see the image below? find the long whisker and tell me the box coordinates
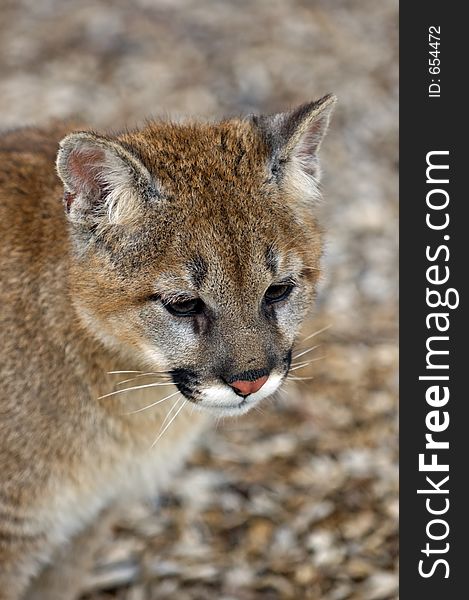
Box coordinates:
[289,356,325,372]
[108,369,169,376]
[304,355,326,364]
[107,370,144,375]
[292,344,320,361]
[290,359,313,369]
[116,372,172,387]
[158,396,184,432]
[301,324,332,343]
[287,375,316,381]
[124,390,180,415]
[291,353,327,368]
[98,381,175,400]
[151,399,187,448]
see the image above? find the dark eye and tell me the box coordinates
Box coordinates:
[163,297,204,317]
[264,283,294,304]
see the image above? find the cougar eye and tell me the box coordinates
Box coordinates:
[163,297,204,317]
[264,283,294,304]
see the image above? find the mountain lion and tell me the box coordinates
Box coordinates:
[0,94,335,599]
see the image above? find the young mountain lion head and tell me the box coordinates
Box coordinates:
[56,95,335,416]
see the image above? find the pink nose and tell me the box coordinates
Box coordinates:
[229,375,268,396]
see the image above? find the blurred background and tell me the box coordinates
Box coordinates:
[0,1,398,598]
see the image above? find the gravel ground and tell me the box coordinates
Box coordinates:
[0,1,398,598]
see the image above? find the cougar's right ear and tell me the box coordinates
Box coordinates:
[56,132,159,228]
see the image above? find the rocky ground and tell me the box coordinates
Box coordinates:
[0,1,398,598]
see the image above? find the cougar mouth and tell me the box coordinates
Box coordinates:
[170,349,292,416]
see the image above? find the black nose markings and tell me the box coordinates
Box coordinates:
[170,368,200,400]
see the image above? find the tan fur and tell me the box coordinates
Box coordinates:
[0,96,335,599]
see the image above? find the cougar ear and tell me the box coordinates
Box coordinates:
[56,132,158,228]
[253,94,336,202]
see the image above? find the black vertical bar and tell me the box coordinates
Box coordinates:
[400,3,466,598]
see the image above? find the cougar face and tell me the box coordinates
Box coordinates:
[139,201,317,416]
[57,95,335,416]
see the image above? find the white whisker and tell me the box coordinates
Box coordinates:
[116,372,171,387]
[107,370,143,375]
[301,324,332,343]
[98,381,175,400]
[151,399,187,448]
[109,369,168,376]
[291,353,327,368]
[292,344,320,361]
[125,390,181,415]
[289,356,325,372]
[290,359,312,369]
[158,396,184,432]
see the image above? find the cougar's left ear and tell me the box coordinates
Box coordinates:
[56,132,158,229]
[253,94,336,201]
